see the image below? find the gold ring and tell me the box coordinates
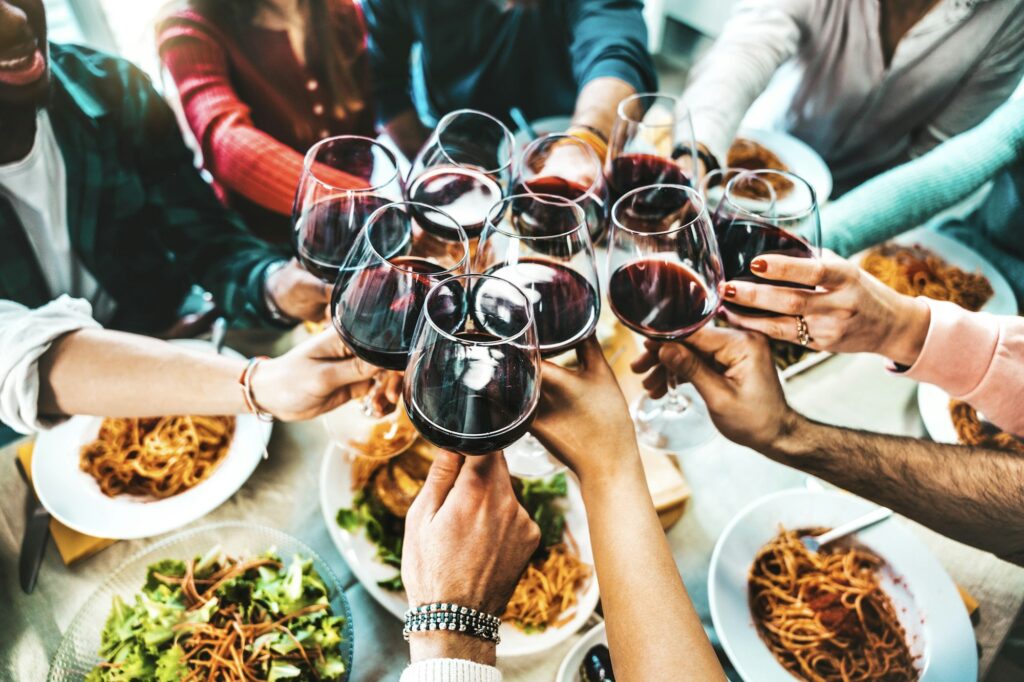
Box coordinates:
[796,315,812,346]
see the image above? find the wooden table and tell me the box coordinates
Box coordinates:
[1,328,1022,680]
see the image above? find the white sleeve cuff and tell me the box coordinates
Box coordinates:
[399,659,502,682]
[0,295,101,434]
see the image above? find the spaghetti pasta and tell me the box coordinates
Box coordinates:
[80,416,235,499]
[749,528,918,682]
[502,541,592,632]
[949,400,1024,453]
[861,243,993,312]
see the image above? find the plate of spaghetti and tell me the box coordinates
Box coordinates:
[710,489,976,682]
[32,339,272,539]
[319,440,599,658]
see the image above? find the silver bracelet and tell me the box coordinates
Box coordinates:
[403,603,501,644]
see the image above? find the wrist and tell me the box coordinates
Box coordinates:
[262,261,300,326]
[764,410,813,461]
[408,631,497,666]
[578,442,644,497]
[882,296,931,367]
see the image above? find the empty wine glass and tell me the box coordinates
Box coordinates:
[607,184,724,451]
[330,201,470,459]
[406,109,514,241]
[513,133,608,242]
[404,274,542,456]
[292,135,403,283]
[606,93,697,207]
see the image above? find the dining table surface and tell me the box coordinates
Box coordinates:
[2,325,1023,682]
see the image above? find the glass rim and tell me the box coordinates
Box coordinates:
[610,183,708,237]
[616,92,691,128]
[721,169,818,221]
[432,108,516,175]
[485,192,588,241]
[421,273,537,348]
[302,134,401,193]
[362,201,470,275]
[517,133,603,195]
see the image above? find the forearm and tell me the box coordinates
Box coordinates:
[37,329,247,418]
[383,108,429,161]
[768,416,1024,564]
[580,457,724,680]
[572,77,635,141]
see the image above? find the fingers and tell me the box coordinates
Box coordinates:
[680,324,746,357]
[658,343,727,396]
[574,335,606,372]
[323,354,379,388]
[454,451,515,500]
[722,280,813,317]
[414,450,463,515]
[721,309,804,346]
[749,254,855,289]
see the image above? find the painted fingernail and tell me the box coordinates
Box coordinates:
[723,284,737,298]
[750,259,767,273]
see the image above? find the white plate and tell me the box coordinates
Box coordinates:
[318,444,600,658]
[709,489,976,682]
[556,620,607,682]
[32,339,272,540]
[735,127,832,203]
[917,383,962,445]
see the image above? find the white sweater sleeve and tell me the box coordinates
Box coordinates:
[0,295,101,434]
[399,659,502,682]
[680,0,809,163]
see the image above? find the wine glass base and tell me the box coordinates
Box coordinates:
[503,434,567,479]
[631,384,719,452]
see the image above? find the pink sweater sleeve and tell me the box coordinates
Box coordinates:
[896,298,1024,436]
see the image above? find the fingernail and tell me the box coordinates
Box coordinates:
[750,259,767,273]
[723,284,737,298]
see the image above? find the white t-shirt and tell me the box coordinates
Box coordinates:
[0,111,116,322]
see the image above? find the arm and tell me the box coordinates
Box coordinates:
[680,0,807,164]
[361,0,426,159]
[822,98,1024,256]
[157,22,368,217]
[636,327,1024,566]
[532,339,725,681]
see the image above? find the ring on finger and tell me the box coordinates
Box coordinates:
[795,315,813,347]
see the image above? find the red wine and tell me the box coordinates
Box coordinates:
[715,219,814,316]
[293,194,391,282]
[479,259,598,357]
[514,176,606,241]
[608,259,716,338]
[333,257,459,371]
[409,166,502,239]
[406,332,538,455]
[608,153,689,202]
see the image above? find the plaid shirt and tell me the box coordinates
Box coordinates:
[0,43,289,333]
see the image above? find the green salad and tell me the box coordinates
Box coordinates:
[338,473,569,592]
[86,547,348,681]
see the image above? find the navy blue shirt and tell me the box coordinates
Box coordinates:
[362,0,657,127]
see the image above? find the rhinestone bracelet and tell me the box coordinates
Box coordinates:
[403,603,501,644]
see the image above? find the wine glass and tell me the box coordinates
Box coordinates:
[476,193,600,476]
[404,274,541,456]
[606,93,697,207]
[713,169,821,317]
[406,109,515,241]
[330,201,470,459]
[513,133,608,243]
[292,135,403,283]
[607,184,725,451]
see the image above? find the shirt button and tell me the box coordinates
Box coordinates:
[306,79,318,91]
[313,103,325,116]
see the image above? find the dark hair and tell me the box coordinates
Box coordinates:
[185,0,363,119]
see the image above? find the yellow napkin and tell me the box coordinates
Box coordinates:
[16,442,115,565]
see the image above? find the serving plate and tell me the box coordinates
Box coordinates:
[32,339,272,540]
[555,620,607,682]
[318,443,600,658]
[736,127,832,203]
[709,489,976,682]
[49,522,354,681]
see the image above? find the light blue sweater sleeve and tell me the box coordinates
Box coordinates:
[822,98,1024,256]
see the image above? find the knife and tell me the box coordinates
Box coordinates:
[15,456,50,594]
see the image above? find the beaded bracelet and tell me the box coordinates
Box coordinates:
[403,603,501,644]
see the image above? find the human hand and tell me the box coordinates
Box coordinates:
[631,326,797,453]
[537,138,599,187]
[264,258,330,323]
[530,337,641,487]
[403,451,540,664]
[251,330,376,420]
[721,252,931,365]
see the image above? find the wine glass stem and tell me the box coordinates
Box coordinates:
[664,372,692,415]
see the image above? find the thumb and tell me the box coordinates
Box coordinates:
[658,343,726,397]
[414,450,463,515]
[323,355,379,389]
